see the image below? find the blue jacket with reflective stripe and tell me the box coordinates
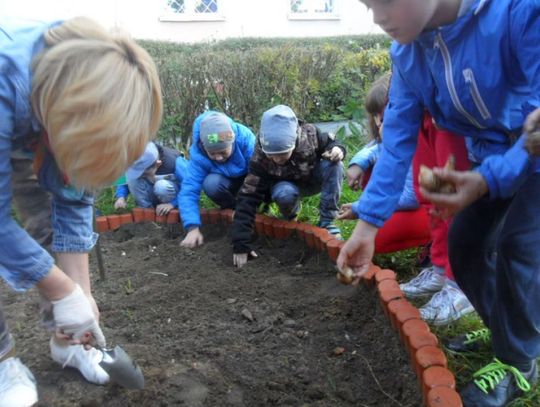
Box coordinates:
[355,0,540,227]
[179,111,255,229]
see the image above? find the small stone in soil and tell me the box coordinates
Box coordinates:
[241,308,254,322]
[283,319,296,327]
[226,298,237,304]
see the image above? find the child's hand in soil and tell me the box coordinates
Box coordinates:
[156,203,173,216]
[233,251,258,268]
[181,228,204,248]
[337,219,377,285]
[337,203,357,220]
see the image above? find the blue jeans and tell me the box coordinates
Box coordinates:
[202,173,245,209]
[449,173,540,364]
[271,159,344,223]
[127,177,179,208]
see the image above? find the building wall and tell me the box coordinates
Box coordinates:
[0,0,382,42]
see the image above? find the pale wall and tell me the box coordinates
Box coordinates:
[0,0,382,42]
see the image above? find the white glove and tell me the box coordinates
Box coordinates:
[51,284,106,347]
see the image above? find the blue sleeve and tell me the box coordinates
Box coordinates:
[348,141,380,171]
[178,148,208,229]
[0,76,54,291]
[396,166,419,210]
[115,184,129,199]
[477,0,540,199]
[237,123,256,167]
[352,67,423,227]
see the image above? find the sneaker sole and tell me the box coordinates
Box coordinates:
[422,305,476,326]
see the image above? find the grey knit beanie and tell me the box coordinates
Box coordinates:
[200,112,235,153]
[260,105,299,154]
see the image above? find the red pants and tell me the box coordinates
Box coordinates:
[369,114,470,280]
[411,113,470,280]
[374,207,431,253]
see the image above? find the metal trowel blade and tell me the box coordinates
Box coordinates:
[99,345,145,389]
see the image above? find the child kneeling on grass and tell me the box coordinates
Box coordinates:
[114,141,187,216]
[179,111,256,249]
[231,104,345,268]
[0,16,161,406]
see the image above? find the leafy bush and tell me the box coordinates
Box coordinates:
[140,35,391,150]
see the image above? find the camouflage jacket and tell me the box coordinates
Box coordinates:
[231,121,346,253]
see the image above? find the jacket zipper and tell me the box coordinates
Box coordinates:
[463,68,492,120]
[435,32,486,129]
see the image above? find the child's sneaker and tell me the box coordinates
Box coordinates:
[419,284,475,325]
[319,221,342,240]
[445,328,491,353]
[50,338,109,385]
[460,358,538,407]
[0,357,38,407]
[399,266,445,298]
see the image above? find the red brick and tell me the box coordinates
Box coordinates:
[132,207,144,223]
[426,387,463,407]
[107,215,121,230]
[96,216,109,232]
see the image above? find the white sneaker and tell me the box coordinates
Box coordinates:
[50,338,109,385]
[420,284,475,326]
[399,267,445,299]
[0,357,38,407]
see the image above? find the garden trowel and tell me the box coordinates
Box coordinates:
[98,345,145,389]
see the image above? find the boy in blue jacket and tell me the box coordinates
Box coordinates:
[114,142,188,216]
[338,1,540,405]
[179,111,255,248]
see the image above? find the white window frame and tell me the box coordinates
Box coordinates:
[160,0,225,22]
[288,0,340,21]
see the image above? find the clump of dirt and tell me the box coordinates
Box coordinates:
[2,222,422,406]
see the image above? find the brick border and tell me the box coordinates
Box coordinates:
[95,208,462,407]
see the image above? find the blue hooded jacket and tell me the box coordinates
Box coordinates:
[179,111,256,229]
[355,0,540,227]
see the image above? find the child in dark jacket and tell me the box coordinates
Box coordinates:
[231,104,345,268]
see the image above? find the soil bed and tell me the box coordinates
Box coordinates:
[2,222,422,406]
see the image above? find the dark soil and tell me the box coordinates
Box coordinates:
[2,222,422,407]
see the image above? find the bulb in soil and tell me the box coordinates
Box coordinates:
[336,266,354,285]
[418,155,456,194]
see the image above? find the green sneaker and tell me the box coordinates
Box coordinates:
[444,328,491,353]
[460,358,537,407]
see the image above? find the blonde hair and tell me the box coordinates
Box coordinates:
[31,17,162,190]
[365,72,391,142]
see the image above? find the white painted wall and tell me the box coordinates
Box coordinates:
[0,0,382,43]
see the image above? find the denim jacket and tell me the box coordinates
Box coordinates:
[355,0,540,227]
[0,18,97,291]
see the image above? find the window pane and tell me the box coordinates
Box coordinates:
[314,0,334,13]
[290,0,308,13]
[195,0,218,13]
[167,0,185,13]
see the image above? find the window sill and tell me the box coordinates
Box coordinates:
[159,14,226,22]
[287,13,340,21]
